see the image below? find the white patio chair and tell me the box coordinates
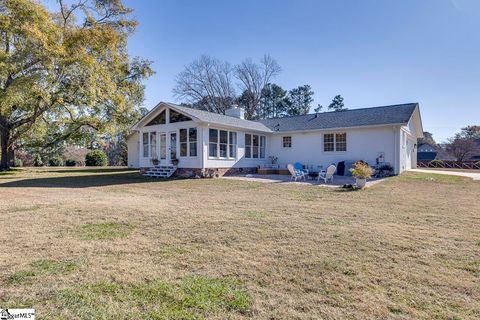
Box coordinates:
[318,164,336,183]
[287,163,306,181]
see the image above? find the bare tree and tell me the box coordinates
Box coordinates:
[444,134,480,161]
[173,55,236,114]
[234,55,281,119]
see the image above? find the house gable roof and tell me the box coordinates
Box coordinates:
[133,102,420,134]
[256,103,419,132]
[133,102,272,133]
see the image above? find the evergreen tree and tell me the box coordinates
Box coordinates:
[286,85,314,116]
[259,84,289,118]
[328,95,347,111]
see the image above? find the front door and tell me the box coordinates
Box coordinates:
[159,132,167,164]
[169,131,177,164]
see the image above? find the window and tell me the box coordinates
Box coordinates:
[142,132,157,157]
[146,110,166,126]
[324,133,347,152]
[229,132,237,158]
[245,134,266,159]
[209,128,218,157]
[160,133,166,159]
[169,109,192,123]
[180,129,188,157]
[209,129,237,158]
[283,136,292,148]
[260,136,266,158]
[143,132,149,157]
[335,133,346,151]
[189,128,197,157]
[245,134,251,158]
[179,128,197,157]
[219,130,228,157]
[150,132,157,158]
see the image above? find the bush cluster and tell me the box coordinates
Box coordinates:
[48,156,64,167]
[85,150,108,167]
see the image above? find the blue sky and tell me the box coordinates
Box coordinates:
[51,0,480,142]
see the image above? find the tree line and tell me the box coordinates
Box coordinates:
[419,125,480,161]
[173,55,347,120]
[0,0,152,170]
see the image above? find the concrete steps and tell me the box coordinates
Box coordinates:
[143,165,177,178]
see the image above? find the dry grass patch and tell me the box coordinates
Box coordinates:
[0,168,479,319]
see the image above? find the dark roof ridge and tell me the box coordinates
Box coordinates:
[254,102,418,122]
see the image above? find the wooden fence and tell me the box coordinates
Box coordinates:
[417,160,480,169]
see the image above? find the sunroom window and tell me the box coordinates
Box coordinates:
[179,128,198,157]
[142,132,157,158]
[245,134,266,159]
[209,129,237,158]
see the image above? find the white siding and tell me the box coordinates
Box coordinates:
[127,132,140,168]
[399,112,421,172]
[268,126,397,171]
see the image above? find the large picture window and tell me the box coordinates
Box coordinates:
[324,133,347,152]
[179,128,197,157]
[209,129,237,158]
[245,134,266,159]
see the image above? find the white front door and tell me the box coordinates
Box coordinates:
[159,131,178,164]
[159,132,167,164]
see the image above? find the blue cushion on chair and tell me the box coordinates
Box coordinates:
[294,162,305,172]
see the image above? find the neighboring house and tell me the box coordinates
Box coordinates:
[127,102,423,176]
[417,143,438,161]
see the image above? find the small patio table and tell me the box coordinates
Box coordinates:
[307,171,320,180]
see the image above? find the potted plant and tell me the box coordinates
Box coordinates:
[151,156,160,166]
[350,161,373,189]
[171,157,179,166]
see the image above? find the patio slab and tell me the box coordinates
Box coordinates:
[222,174,385,188]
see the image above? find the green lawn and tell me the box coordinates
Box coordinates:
[0,168,479,319]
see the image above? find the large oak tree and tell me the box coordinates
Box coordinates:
[0,0,153,169]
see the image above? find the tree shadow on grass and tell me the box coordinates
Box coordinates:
[0,171,171,188]
[24,167,135,174]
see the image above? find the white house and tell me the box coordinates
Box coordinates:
[127,102,423,177]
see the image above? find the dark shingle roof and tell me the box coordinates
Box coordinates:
[417,152,437,161]
[166,103,272,132]
[256,103,418,132]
